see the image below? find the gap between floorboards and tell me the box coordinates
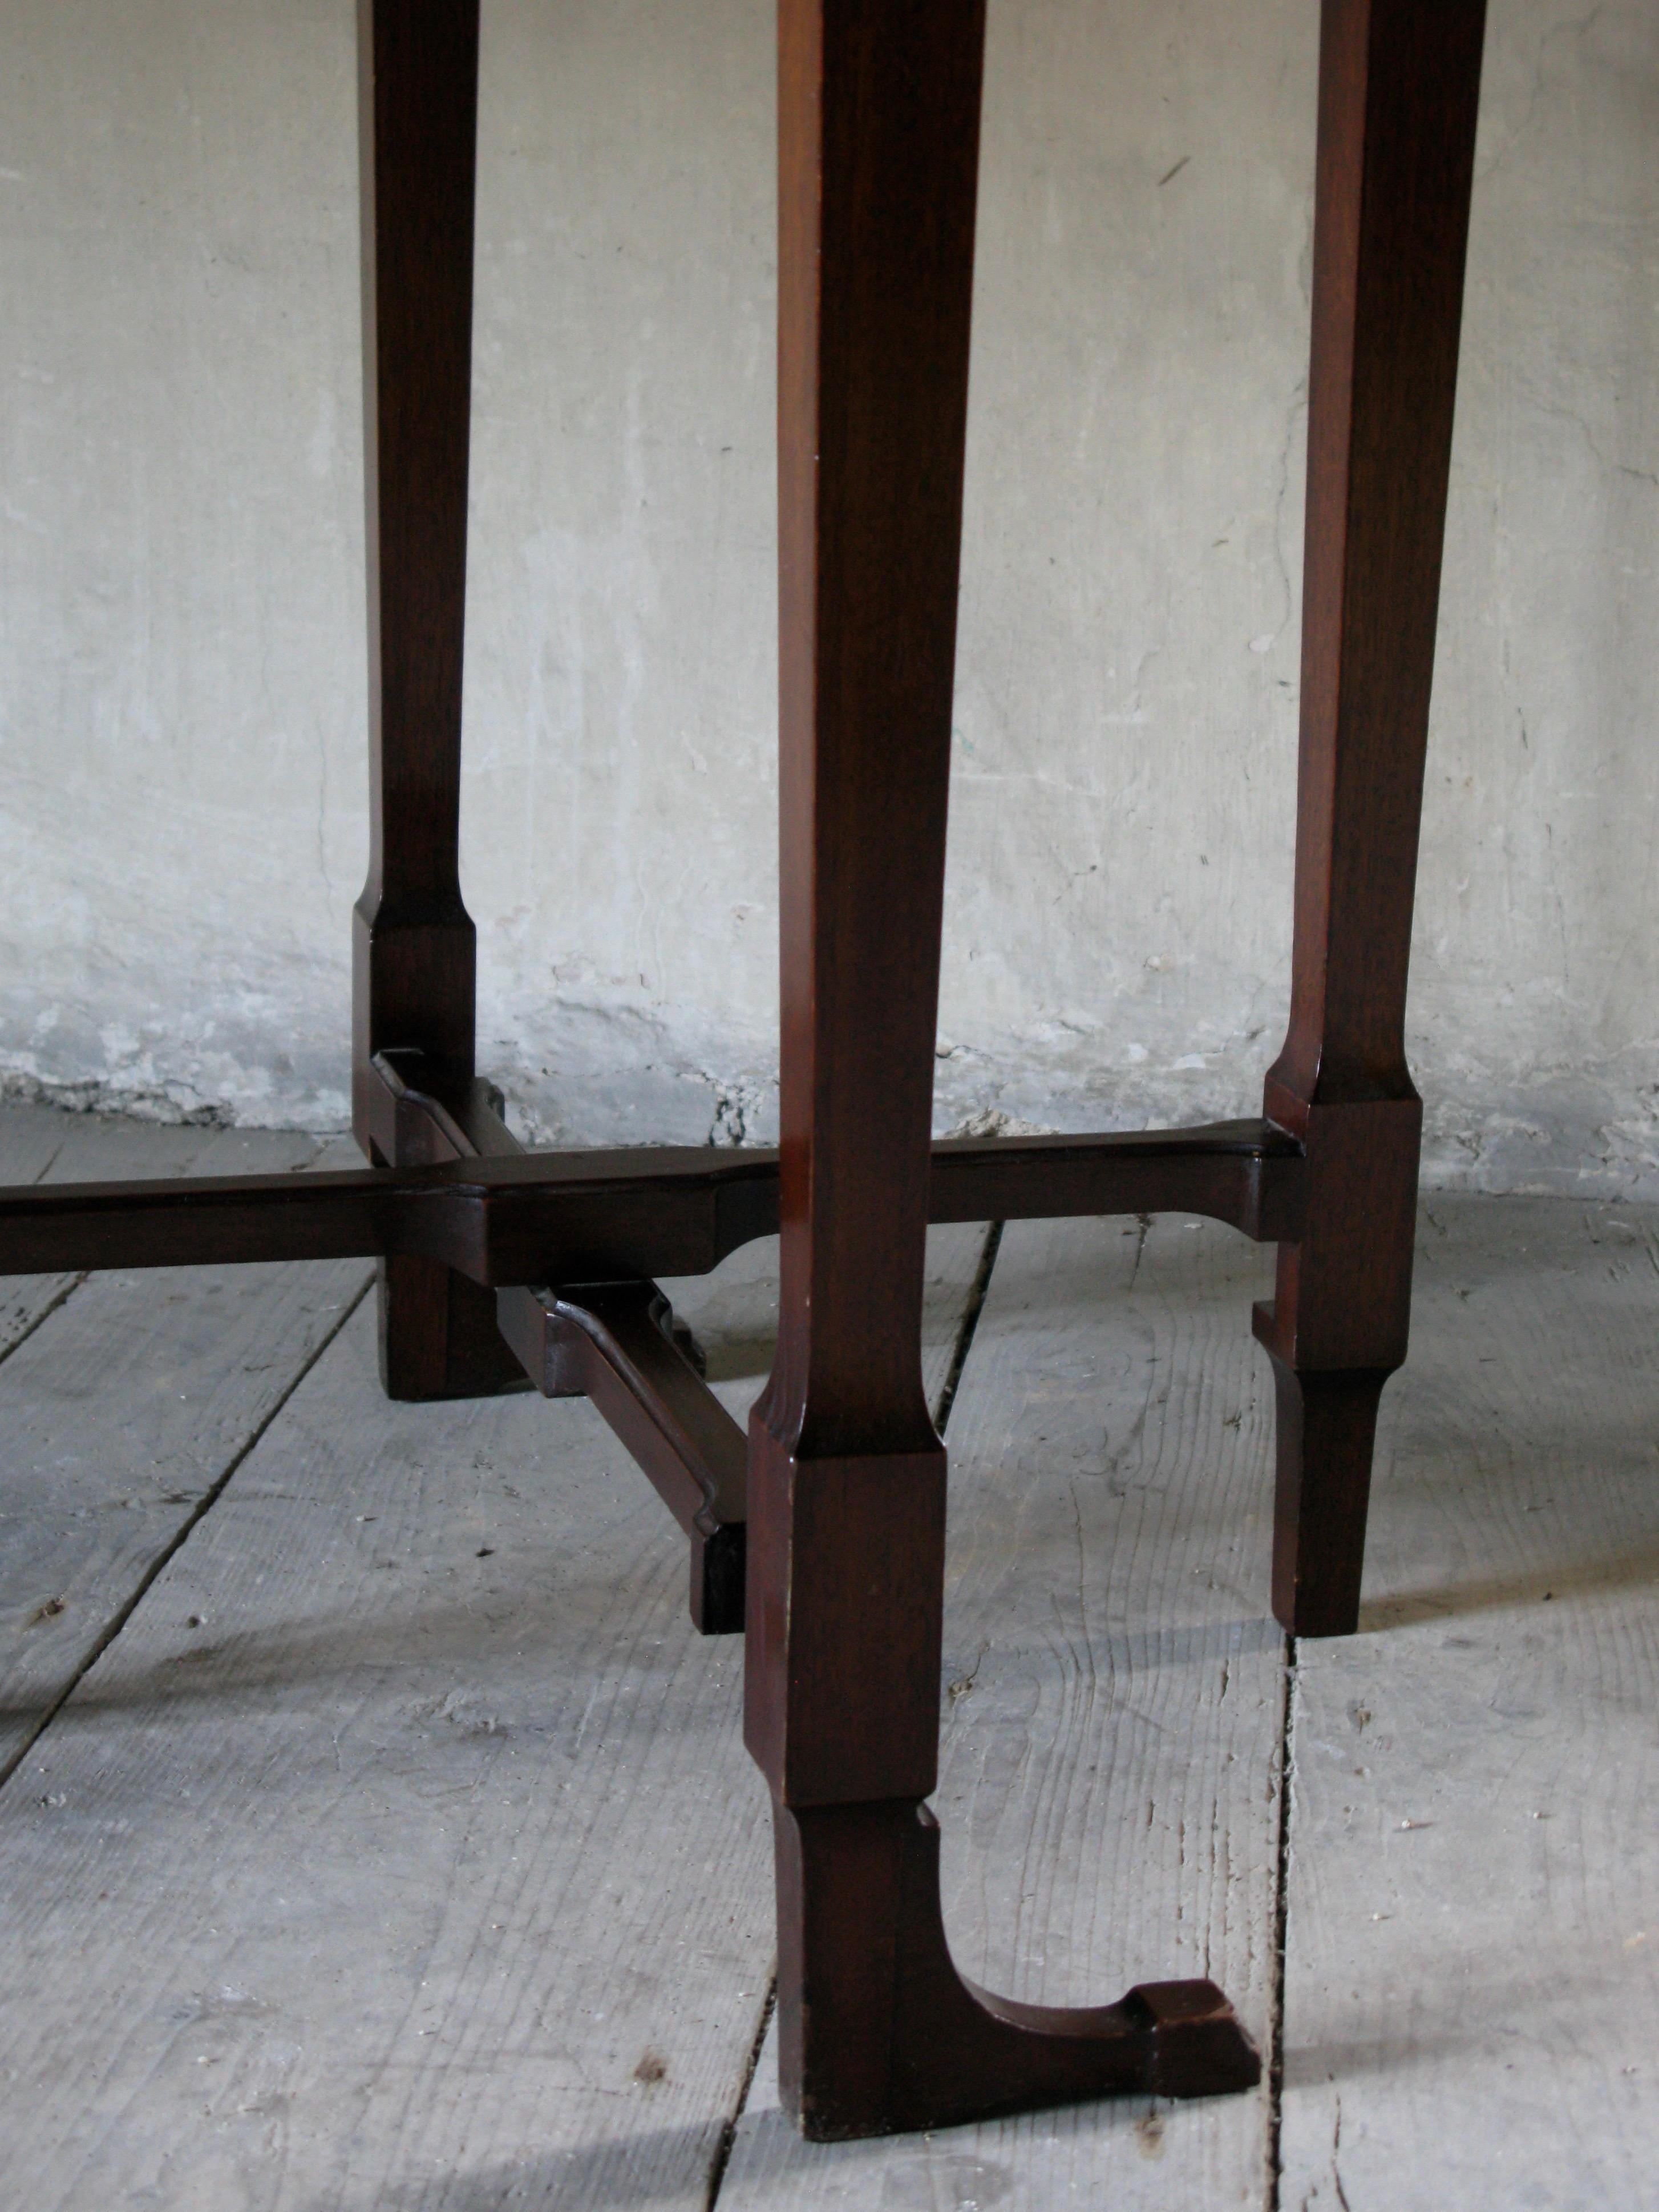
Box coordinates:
[1267,1630,1298,2211]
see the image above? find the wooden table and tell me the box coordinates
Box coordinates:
[0,0,1486,2142]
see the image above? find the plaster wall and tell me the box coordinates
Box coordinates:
[2,1,1656,1193]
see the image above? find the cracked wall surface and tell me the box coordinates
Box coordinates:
[3,2,1658,1191]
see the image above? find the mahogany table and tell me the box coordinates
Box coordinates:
[3,0,1484,2141]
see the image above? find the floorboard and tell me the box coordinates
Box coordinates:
[8,1122,1657,2209]
[0,1169,988,2212]
[1278,1196,1659,2212]
[0,1115,371,1782]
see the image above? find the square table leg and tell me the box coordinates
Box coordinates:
[744,0,1257,2137]
[353,0,523,1400]
[1256,0,1487,1635]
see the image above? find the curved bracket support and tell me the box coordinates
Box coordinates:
[775,1797,1259,2140]
[746,1431,1259,2135]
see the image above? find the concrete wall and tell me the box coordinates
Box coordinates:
[3,1,1657,1193]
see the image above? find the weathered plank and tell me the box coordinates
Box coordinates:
[718,1212,1285,2210]
[0,1113,372,1778]
[10,1166,1658,2205]
[0,1222,989,2210]
[1279,1196,1659,2211]
[0,1104,248,1358]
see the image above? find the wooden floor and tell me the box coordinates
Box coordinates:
[1,1106,1653,2210]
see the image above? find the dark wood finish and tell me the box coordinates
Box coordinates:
[774,1802,1259,2138]
[936,1117,1302,1242]
[0,1119,1300,1283]
[499,1282,747,1634]
[363,1049,524,1167]
[742,0,1255,2137]
[0,1145,776,1284]
[355,0,520,1401]
[1256,0,1486,1635]
[371,1049,746,1634]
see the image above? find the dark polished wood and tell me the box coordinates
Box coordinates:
[774,1803,1259,2137]
[0,1144,775,1283]
[1256,0,1486,1636]
[354,0,520,1401]
[742,0,1255,2138]
[500,1281,747,1635]
[936,1117,1302,1242]
[0,1117,1301,1283]
[371,1049,747,1635]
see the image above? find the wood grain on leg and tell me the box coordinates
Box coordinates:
[748,0,1254,2137]
[353,0,519,1400]
[722,1212,1286,2203]
[1257,0,1486,1635]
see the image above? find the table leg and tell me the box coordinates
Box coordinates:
[353,0,520,1399]
[1256,0,1487,1634]
[746,0,1256,2136]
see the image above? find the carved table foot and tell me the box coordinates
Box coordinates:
[776,1797,1259,2140]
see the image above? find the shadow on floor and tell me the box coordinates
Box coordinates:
[1358,1536,1659,1632]
[329,2116,727,2211]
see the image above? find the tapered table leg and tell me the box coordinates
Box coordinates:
[1256,0,1487,1634]
[354,0,521,1399]
[745,0,1257,2139]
